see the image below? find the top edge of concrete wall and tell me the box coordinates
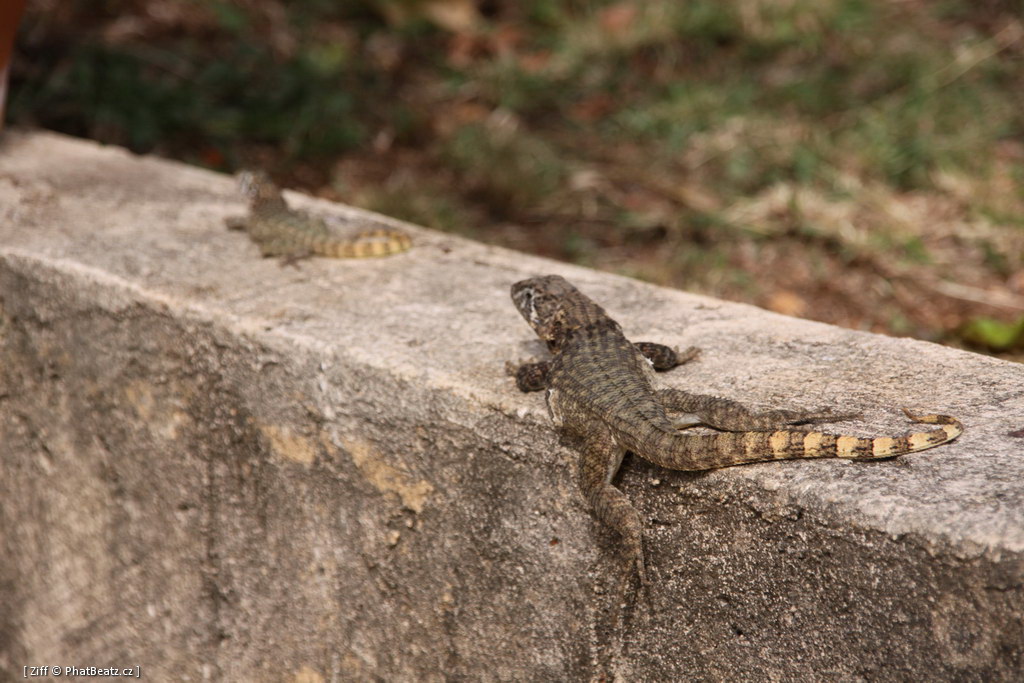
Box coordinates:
[2,129,1023,561]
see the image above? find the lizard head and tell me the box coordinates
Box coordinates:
[236,170,284,207]
[511,275,598,350]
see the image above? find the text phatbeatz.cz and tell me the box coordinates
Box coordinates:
[24,665,141,677]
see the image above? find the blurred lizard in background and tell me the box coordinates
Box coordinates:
[226,170,411,263]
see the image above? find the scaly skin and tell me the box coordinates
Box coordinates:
[509,274,963,585]
[226,171,411,261]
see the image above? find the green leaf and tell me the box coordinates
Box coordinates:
[958,316,1024,351]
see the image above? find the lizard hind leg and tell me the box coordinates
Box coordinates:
[577,433,648,587]
[656,389,861,432]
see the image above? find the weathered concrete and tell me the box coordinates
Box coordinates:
[0,131,1022,681]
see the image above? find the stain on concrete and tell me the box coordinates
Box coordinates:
[290,665,324,683]
[261,424,317,465]
[339,435,434,513]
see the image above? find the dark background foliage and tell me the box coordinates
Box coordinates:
[9,0,1024,355]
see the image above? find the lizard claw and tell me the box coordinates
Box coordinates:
[629,553,658,609]
[504,360,530,377]
[635,553,648,588]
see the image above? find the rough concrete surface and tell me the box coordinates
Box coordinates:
[0,131,1022,681]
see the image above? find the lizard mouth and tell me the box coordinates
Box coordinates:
[511,280,532,307]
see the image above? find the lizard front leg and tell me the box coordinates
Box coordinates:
[508,346,696,392]
[248,237,313,266]
[634,343,700,371]
[225,216,248,231]
[278,248,315,268]
[575,430,647,586]
[656,389,860,432]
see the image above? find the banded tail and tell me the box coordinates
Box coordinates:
[644,409,963,471]
[311,229,412,258]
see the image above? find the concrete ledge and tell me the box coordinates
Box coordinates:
[1,131,1022,680]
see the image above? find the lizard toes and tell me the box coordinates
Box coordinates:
[504,360,534,377]
[675,346,702,364]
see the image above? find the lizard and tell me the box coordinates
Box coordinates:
[225,170,411,262]
[507,274,963,585]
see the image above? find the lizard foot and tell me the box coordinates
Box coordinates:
[674,345,702,365]
[624,551,657,609]
[224,216,247,231]
[506,359,550,392]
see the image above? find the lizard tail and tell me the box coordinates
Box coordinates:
[314,229,412,258]
[643,409,963,471]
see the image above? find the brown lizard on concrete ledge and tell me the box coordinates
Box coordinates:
[508,274,963,585]
[225,170,411,262]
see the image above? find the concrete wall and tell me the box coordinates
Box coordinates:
[1,131,1022,681]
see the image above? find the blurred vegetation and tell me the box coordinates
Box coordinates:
[9,0,1024,357]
